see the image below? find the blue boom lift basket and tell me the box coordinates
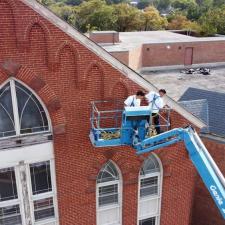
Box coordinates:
[89,100,171,147]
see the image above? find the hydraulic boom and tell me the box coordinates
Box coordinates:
[134,126,225,219]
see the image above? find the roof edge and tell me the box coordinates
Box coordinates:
[21,0,206,129]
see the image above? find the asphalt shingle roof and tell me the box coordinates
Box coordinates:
[179,88,225,137]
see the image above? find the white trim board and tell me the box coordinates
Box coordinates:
[20,0,206,129]
[0,142,54,168]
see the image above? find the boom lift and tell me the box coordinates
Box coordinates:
[89,101,225,219]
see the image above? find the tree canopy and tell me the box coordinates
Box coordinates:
[37,0,225,36]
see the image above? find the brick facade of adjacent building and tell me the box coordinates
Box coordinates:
[0,1,223,225]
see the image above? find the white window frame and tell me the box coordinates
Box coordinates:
[26,159,58,225]
[0,167,25,225]
[137,154,163,225]
[0,144,59,225]
[96,161,122,225]
[0,78,51,139]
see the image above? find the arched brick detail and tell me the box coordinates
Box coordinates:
[85,61,105,99]
[24,17,51,45]
[55,41,79,87]
[109,80,130,100]
[13,66,66,134]
[55,41,80,64]
[22,18,54,68]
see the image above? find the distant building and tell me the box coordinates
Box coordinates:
[88,31,225,71]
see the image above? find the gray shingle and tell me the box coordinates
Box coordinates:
[179,88,225,136]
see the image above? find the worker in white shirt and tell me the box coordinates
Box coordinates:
[123,90,145,143]
[124,90,145,107]
[145,89,166,134]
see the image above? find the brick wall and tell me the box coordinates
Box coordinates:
[129,46,143,71]
[142,42,225,67]
[110,51,129,66]
[0,1,205,225]
[191,137,225,225]
[89,31,119,44]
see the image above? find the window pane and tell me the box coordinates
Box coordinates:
[0,205,22,225]
[0,168,18,202]
[0,83,16,138]
[99,194,118,206]
[99,184,118,206]
[139,217,156,225]
[15,82,49,134]
[30,161,52,195]
[140,155,160,176]
[34,197,55,221]
[97,161,119,183]
[140,177,158,198]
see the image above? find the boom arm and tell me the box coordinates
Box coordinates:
[135,126,225,219]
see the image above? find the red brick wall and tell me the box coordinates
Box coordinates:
[129,46,143,71]
[0,1,202,225]
[142,42,225,67]
[89,32,119,44]
[110,51,129,65]
[191,137,225,225]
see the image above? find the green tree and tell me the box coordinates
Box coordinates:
[154,0,172,11]
[113,3,143,31]
[167,13,200,31]
[199,6,225,36]
[171,0,196,11]
[74,0,117,32]
[213,0,225,7]
[88,5,117,31]
[105,0,128,4]
[186,3,201,20]
[196,0,213,12]
[37,0,55,5]
[50,3,74,22]
[137,0,151,10]
[142,6,168,30]
[62,0,83,6]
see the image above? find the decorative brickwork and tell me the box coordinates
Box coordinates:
[1,1,222,225]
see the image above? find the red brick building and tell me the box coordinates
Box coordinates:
[0,1,223,225]
[88,31,225,71]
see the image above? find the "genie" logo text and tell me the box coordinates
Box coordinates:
[210,186,223,205]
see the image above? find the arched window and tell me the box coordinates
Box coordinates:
[138,154,162,225]
[0,79,49,138]
[0,79,58,225]
[96,161,122,225]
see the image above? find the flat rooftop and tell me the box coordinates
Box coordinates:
[100,31,225,52]
[141,66,225,101]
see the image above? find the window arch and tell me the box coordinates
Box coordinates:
[138,154,162,225]
[96,161,122,225]
[0,79,50,138]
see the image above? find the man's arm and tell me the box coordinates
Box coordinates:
[124,96,132,106]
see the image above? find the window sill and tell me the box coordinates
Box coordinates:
[0,132,52,150]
